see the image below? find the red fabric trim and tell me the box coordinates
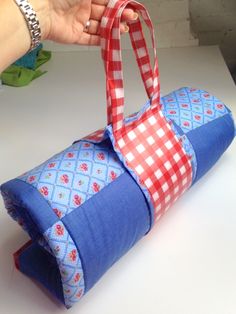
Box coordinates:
[13,240,32,270]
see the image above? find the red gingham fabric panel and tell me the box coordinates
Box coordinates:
[129,18,154,98]
[99,0,193,222]
[114,108,192,221]
[100,0,160,132]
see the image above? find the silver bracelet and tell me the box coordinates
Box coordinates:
[14,0,41,52]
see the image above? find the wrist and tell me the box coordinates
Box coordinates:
[0,0,50,72]
[29,0,50,41]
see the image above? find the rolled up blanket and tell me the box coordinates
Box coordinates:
[1,0,235,309]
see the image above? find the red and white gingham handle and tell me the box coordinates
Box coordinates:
[100,0,161,133]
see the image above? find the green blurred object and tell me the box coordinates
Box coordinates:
[0,49,51,87]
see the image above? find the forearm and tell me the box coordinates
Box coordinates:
[0,0,49,73]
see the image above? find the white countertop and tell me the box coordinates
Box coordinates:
[0,46,236,314]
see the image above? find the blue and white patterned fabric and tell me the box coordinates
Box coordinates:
[0,87,235,308]
[18,139,125,219]
[161,87,229,133]
[44,221,85,307]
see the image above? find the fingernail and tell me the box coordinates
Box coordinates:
[124,25,129,32]
[133,12,139,20]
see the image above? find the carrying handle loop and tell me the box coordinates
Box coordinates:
[100,0,160,133]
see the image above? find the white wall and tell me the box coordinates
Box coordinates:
[43,0,198,51]
[43,0,236,76]
[141,0,236,74]
[141,0,198,48]
[189,0,236,73]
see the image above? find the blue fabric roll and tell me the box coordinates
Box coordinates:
[1,87,235,308]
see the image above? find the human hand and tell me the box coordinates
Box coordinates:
[40,0,138,45]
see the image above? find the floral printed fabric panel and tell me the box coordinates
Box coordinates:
[44,220,85,308]
[161,87,228,133]
[18,140,125,219]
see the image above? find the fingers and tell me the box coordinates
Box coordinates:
[90,3,107,21]
[77,32,101,46]
[84,18,130,35]
[92,0,109,5]
[121,8,139,22]
[90,4,138,35]
[85,19,100,35]
[79,1,140,46]
[91,3,138,23]
[78,19,131,46]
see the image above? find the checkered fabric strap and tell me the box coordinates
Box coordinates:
[100,0,193,223]
[100,0,160,133]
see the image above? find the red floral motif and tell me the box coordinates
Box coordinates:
[92,182,100,193]
[206,109,213,115]
[168,98,174,102]
[76,289,83,298]
[60,174,69,184]
[97,152,105,160]
[74,194,82,206]
[67,152,74,158]
[183,121,190,127]
[203,93,210,98]
[80,163,88,172]
[74,273,80,283]
[83,143,91,148]
[217,104,224,109]
[109,171,117,181]
[53,208,62,218]
[28,175,36,182]
[69,249,77,262]
[64,289,71,294]
[169,110,176,114]
[179,93,185,96]
[55,224,64,236]
[193,99,200,103]
[48,162,56,168]
[40,186,48,196]
[181,104,188,108]
[190,88,197,92]
[195,115,201,121]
